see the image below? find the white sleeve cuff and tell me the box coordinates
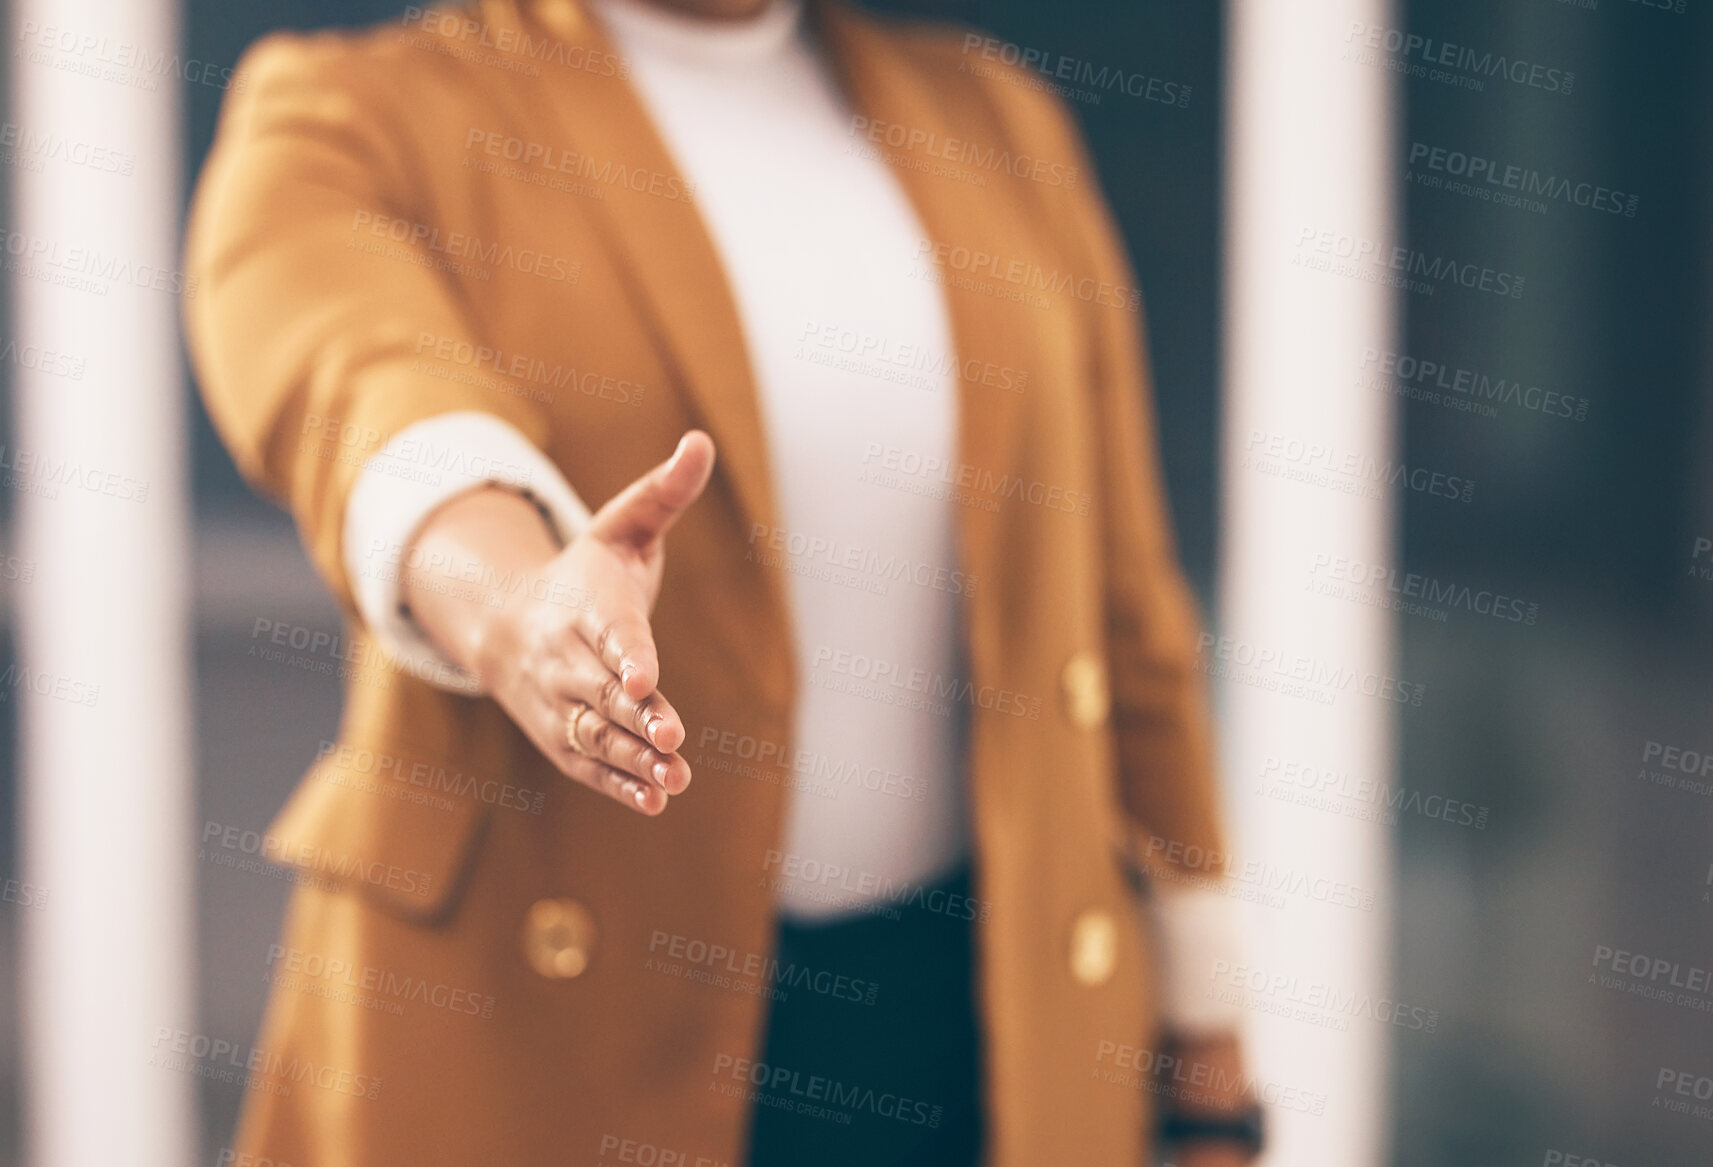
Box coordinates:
[1142,884,1248,1038]
[342,411,592,696]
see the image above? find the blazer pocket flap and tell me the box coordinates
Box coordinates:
[261,753,488,923]
[259,679,542,924]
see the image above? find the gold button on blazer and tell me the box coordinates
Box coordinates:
[184,1,1231,1163]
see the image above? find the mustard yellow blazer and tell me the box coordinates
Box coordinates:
[185,1,1228,1162]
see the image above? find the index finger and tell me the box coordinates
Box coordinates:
[575,593,659,701]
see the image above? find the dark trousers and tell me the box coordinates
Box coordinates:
[745,861,985,1167]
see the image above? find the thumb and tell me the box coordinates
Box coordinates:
[587,430,716,549]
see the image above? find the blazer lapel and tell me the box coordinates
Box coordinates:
[499,0,1031,601]
[499,0,782,554]
[812,0,1030,597]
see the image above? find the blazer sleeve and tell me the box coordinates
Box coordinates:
[1050,133,1247,1025]
[183,32,557,618]
[1079,196,1230,880]
[977,69,1231,882]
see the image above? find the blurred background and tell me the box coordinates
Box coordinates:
[1,0,1709,1163]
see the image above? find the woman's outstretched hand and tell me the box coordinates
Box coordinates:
[402,431,717,815]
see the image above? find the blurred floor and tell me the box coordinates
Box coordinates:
[1391,608,1713,1165]
[11,523,1710,1165]
[188,513,344,1159]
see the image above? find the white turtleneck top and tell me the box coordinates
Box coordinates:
[593,0,972,918]
[342,0,1242,1032]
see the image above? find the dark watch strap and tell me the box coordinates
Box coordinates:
[1159,1105,1266,1154]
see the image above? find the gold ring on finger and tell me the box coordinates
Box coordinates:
[565,702,595,755]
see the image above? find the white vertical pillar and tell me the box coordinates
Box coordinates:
[11,3,197,1166]
[1221,2,1399,1164]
